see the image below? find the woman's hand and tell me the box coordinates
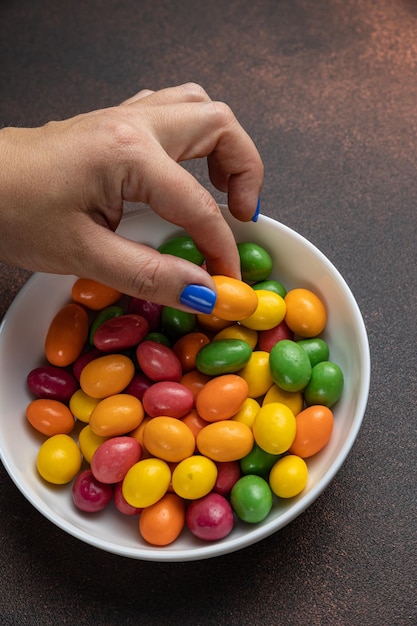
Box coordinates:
[0,83,263,312]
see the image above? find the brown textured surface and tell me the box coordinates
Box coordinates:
[1,1,417,624]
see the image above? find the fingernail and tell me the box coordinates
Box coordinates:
[252,197,261,222]
[179,284,217,314]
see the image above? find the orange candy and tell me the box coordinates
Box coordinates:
[196,312,232,333]
[45,303,89,367]
[284,288,327,338]
[26,398,75,436]
[71,278,121,311]
[196,374,249,422]
[211,275,258,321]
[139,493,186,546]
[289,405,334,458]
[89,394,144,437]
[180,369,211,401]
[181,409,210,439]
[142,416,195,463]
[197,420,254,462]
[173,332,210,372]
[79,354,135,399]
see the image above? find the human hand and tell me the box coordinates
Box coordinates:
[0,83,263,312]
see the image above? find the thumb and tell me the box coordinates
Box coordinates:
[73,220,217,313]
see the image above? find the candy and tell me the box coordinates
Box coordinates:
[45,303,89,367]
[89,394,144,437]
[196,420,254,462]
[27,365,79,403]
[71,278,121,310]
[186,493,234,541]
[211,275,258,321]
[171,455,218,499]
[136,339,182,382]
[289,405,334,458]
[303,361,344,408]
[195,338,252,376]
[142,381,194,418]
[36,434,82,485]
[92,313,149,352]
[240,289,286,331]
[26,398,75,436]
[252,402,296,455]
[90,436,142,483]
[195,374,249,422]
[88,305,124,345]
[269,339,312,392]
[80,354,135,399]
[237,242,273,283]
[230,474,273,523]
[158,234,204,265]
[142,416,195,463]
[284,287,327,338]
[25,235,345,548]
[139,493,186,546]
[72,469,113,512]
[269,455,309,498]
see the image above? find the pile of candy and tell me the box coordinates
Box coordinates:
[25,236,344,546]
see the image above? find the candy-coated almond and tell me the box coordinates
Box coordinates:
[26,398,75,436]
[79,354,135,398]
[289,405,334,458]
[143,416,195,463]
[45,303,89,367]
[71,278,121,310]
[211,276,258,321]
[197,421,254,462]
[89,394,144,437]
[196,374,249,422]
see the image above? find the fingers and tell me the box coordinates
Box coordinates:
[125,96,263,222]
[73,218,217,312]
[121,83,212,108]
[121,139,242,278]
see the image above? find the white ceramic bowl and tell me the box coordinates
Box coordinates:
[0,207,370,561]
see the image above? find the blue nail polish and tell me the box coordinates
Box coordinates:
[180,284,217,314]
[252,197,261,222]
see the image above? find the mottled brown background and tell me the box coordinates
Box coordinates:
[1,1,416,624]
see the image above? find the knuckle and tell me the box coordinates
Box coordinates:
[180,82,209,101]
[209,100,235,128]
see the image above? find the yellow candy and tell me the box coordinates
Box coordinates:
[238,351,273,398]
[263,384,304,416]
[69,388,100,423]
[231,397,261,429]
[213,324,258,350]
[240,290,286,331]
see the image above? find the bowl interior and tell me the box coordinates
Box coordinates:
[0,206,370,561]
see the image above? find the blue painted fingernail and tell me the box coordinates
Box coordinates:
[179,284,217,314]
[252,196,261,222]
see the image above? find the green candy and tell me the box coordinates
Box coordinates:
[231,475,273,523]
[304,361,344,408]
[195,339,252,376]
[158,235,204,265]
[269,339,312,392]
[161,306,196,340]
[240,443,282,477]
[144,331,171,347]
[297,337,330,368]
[237,242,273,283]
[252,279,287,298]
